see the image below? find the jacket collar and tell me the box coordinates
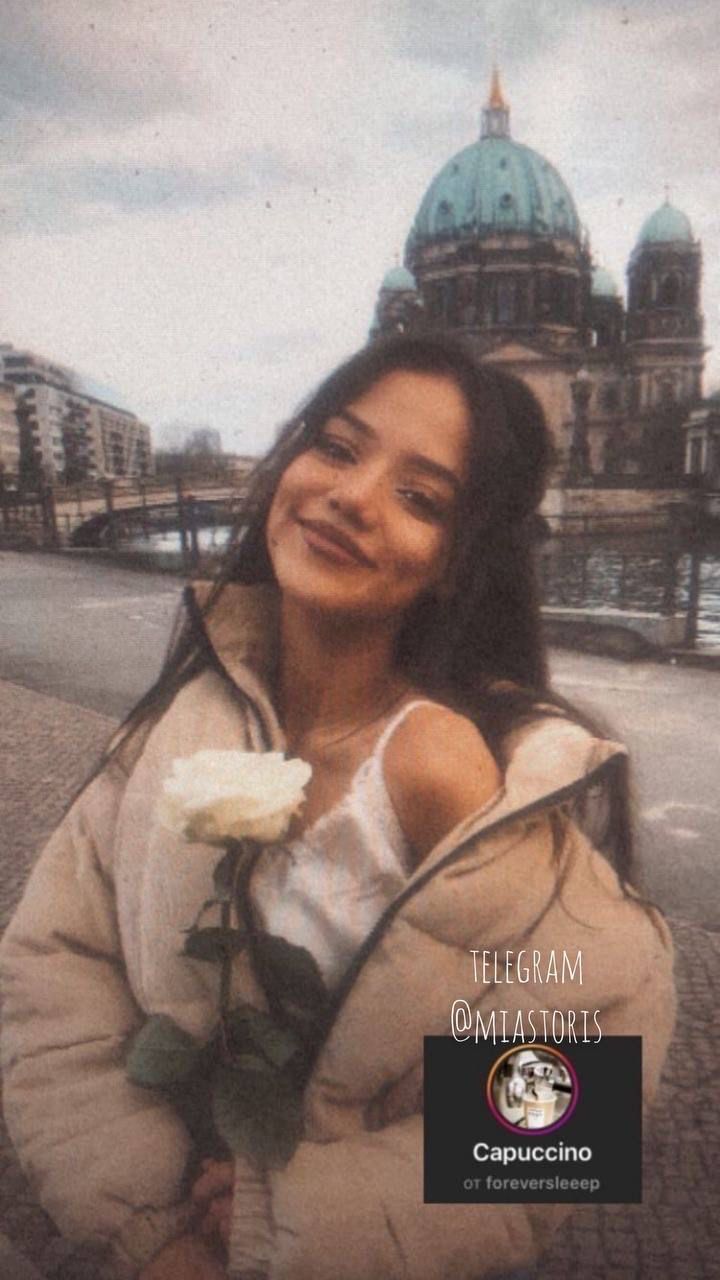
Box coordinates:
[188,580,284,749]
[189,578,626,867]
[190,580,280,687]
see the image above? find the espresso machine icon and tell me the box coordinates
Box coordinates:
[496,1049,572,1128]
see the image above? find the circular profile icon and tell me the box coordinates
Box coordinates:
[486,1045,579,1135]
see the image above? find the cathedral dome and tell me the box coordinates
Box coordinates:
[407,71,581,249]
[637,200,693,246]
[591,266,620,297]
[380,265,417,292]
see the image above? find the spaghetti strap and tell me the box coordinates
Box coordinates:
[372,698,439,763]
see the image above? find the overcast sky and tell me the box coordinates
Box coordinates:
[1,0,718,453]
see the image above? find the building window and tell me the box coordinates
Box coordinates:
[658,377,676,407]
[555,198,570,231]
[497,192,516,227]
[556,276,576,324]
[495,278,516,324]
[515,279,529,323]
[659,272,683,306]
[442,278,457,324]
[536,272,552,318]
[457,274,476,325]
[600,384,621,413]
[436,200,454,231]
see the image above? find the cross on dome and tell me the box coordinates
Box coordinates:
[488,65,507,109]
[481,66,510,138]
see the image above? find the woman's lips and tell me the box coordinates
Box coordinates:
[296,517,375,567]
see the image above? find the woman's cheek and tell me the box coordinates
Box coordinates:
[388,527,448,590]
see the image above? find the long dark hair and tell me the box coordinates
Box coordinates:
[106,333,635,884]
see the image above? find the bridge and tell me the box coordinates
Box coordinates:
[0,468,254,561]
[69,491,240,547]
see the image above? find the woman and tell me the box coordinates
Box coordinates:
[0,335,675,1280]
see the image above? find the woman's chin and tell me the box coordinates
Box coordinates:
[276,576,398,626]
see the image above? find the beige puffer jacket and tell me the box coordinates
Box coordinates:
[0,583,676,1279]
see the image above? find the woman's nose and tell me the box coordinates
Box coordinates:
[327,464,382,525]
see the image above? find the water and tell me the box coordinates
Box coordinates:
[122,526,720,651]
[127,525,232,555]
[539,534,720,651]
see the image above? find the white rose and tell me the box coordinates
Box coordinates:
[158,749,312,845]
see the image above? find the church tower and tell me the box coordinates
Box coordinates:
[626,199,704,412]
[625,198,705,475]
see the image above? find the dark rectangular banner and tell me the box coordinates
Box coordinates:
[424,1036,642,1203]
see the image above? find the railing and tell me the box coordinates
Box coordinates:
[542,498,704,538]
[565,473,700,491]
[538,525,719,648]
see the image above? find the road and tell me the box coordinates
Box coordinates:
[0,551,181,717]
[1,549,718,929]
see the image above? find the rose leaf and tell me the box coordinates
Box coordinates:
[182,926,247,963]
[182,896,220,933]
[126,1014,204,1088]
[212,1063,304,1168]
[253,935,328,1016]
[223,1004,302,1071]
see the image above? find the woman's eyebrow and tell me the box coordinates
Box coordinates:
[337,408,375,437]
[336,409,461,491]
[404,453,462,492]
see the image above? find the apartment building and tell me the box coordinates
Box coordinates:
[0,382,20,477]
[0,344,153,481]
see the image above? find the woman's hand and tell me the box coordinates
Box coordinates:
[138,1232,227,1279]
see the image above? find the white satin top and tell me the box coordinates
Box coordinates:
[251,700,433,988]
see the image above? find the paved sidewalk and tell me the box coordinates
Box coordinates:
[0,679,718,1278]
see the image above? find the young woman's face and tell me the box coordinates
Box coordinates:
[266,369,470,621]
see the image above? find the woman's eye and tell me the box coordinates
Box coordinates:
[314,433,356,463]
[398,487,446,519]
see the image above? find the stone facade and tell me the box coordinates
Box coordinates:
[371,72,707,493]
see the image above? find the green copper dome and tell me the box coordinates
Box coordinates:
[591,266,619,298]
[407,77,581,250]
[637,201,693,246]
[381,266,418,292]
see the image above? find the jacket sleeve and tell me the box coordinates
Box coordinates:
[0,764,193,1279]
[264,1115,561,1280]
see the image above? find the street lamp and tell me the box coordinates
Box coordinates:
[568,366,593,481]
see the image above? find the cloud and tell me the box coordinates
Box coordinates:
[389,0,559,71]
[0,0,191,143]
[0,146,312,235]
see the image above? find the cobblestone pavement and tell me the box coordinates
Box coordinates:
[0,679,718,1279]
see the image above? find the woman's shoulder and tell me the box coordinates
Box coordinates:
[383,700,502,861]
[387,700,493,760]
